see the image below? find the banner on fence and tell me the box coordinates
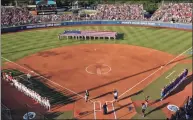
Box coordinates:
[1,20,192,33]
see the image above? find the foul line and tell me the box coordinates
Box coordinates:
[93,101,102,120]
[93,102,96,120]
[114,47,192,101]
[166,71,175,79]
[106,101,117,119]
[111,102,117,119]
[1,57,94,102]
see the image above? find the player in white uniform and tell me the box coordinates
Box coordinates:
[113,89,118,102]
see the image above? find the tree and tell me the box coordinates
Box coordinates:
[2,0,15,5]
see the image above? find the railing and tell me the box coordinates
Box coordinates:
[1,20,192,33]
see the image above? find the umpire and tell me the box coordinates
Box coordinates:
[103,103,108,115]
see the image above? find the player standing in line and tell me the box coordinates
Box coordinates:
[27,73,31,80]
[47,98,51,111]
[85,90,89,102]
[141,103,147,117]
[5,73,9,81]
[145,96,150,107]
[113,89,118,102]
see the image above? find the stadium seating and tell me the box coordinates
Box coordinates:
[1,3,192,27]
[151,3,192,23]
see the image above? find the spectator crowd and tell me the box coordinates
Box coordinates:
[170,96,193,120]
[2,72,51,111]
[1,7,34,27]
[151,3,192,23]
[1,3,192,27]
[93,4,144,20]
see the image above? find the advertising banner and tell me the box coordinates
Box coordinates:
[1,20,192,33]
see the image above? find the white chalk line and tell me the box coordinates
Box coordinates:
[93,102,96,120]
[94,101,102,111]
[113,47,192,102]
[106,101,117,119]
[2,56,102,120]
[93,101,102,120]
[13,74,27,79]
[166,71,175,79]
[1,57,94,102]
[111,102,117,119]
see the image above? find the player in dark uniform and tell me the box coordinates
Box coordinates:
[103,103,108,115]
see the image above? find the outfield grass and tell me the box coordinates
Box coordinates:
[1,25,192,119]
[132,106,167,119]
[1,26,192,63]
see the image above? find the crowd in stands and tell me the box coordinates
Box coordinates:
[151,3,192,23]
[1,3,192,27]
[93,4,144,20]
[170,96,193,120]
[1,7,34,27]
[2,72,51,110]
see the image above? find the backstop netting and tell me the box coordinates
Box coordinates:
[1,104,12,120]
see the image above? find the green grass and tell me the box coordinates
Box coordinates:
[53,111,73,119]
[132,106,166,119]
[2,69,75,119]
[1,26,192,63]
[131,63,192,101]
[1,25,192,119]
[131,63,192,119]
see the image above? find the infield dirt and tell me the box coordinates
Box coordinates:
[2,44,191,119]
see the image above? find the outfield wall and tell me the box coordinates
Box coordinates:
[1,20,192,33]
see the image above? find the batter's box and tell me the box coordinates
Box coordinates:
[73,98,94,119]
[94,101,102,111]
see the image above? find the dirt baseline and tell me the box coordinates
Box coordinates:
[3,44,180,119]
